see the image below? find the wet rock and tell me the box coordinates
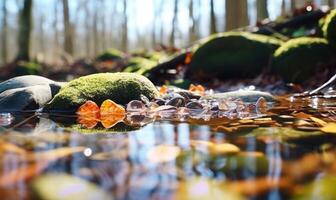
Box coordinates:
[186,101,203,109]
[0,85,60,111]
[154,98,165,106]
[30,173,112,200]
[44,73,159,113]
[203,90,275,102]
[166,94,185,107]
[175,90,201,100]
[0,75,59,94]
[273,37,334,83]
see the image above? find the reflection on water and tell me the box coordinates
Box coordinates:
[1,96,336,199]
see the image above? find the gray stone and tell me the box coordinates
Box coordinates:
[0,75,66,111]
[0,75,55,94]
[202,90,276,102]
[0,85,56,111]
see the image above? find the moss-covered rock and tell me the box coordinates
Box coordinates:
[123,57,158,75]
[273,37,334,83]
[188,32,283,79]
[323,9,336,44]
[15,61,42,76]
[96,48,124,61]
[44,73,159,113]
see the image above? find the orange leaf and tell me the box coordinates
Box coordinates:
[100,99,125,128]
[159,85,168,95]
[184,52,192,64]
[189,84,205,95]
[76,100,100,118]
[78,116,99,129]
[100,99,125,116]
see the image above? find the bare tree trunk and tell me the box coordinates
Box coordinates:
[281,0,286,15]
[93,2,99,55]
[152,0,157,48]
[38,14,45,59]
[225,0,249,30]
[188,0,197,43]
[62,0,74,56]
[101,0,107,51]
[121,0,128,51]
[210,0,217,34]
[256,0,269,21]
[52,0,60,63]
[290,0,296,11]
[16,0,32,61]
[1,0,8,63]
[170,0,178,47]
[83,0,91,56]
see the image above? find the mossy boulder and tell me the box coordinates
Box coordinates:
[273,37,334,83]
[96,48,124,61]
[15,61,42,76]
[123,57,158,75]
[44,73,159,113]
[188,32,283,79]
[323,9,336,44]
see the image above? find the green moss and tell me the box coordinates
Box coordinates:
[292,175,336,200]
[123,57,158,75]
[15,61,42,75]
[96,48,124,61]
[188,32,283,79]
[323,9,336,44]
[44,72,159,113]
[273,37,334,83]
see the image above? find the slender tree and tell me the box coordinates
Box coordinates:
[62,0,74,56]
[256,0,269,21]
[16,0,32,61]
[53,0,60,61]
[1,0,8,63]
[188,0,197,43]
[210,0,217,34]
[225,0,249,30]
[170,0,178,47]
[121,0,128,51]
[93,1,99,55]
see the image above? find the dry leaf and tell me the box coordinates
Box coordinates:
[321,123,336,134]
[310,117,327,127]
[76,100,100,118]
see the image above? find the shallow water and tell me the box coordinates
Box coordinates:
[1,95,336,200]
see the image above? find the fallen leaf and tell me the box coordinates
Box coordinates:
[293,112,312,119]
[321,123,336,134]
[100,99,125,117]
[159,85,168,95]
[310,117,327,127]
[100,99,125,128]
[76,100,100,118]
[189,84,205,95]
